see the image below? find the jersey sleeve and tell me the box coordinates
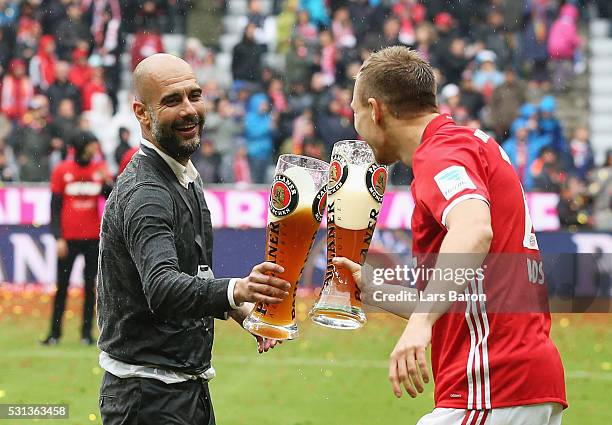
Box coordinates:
[49,163,65,195]
[414,139,490,228]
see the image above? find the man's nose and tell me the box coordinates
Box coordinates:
[179,97,198,117]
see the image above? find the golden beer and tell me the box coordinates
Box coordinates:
[243,155,328,340]
[310,140,387,329]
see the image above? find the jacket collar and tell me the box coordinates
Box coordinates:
[139,138,198,189]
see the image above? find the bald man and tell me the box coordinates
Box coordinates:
[97,54,290,425]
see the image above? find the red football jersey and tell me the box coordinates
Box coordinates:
[410,115,567,410]
[50,160,110,240]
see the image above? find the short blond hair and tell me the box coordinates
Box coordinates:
[358,46,438,118]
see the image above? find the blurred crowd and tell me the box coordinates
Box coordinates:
[0,0,609,230]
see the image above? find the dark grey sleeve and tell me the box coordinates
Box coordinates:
[123,183,231,319]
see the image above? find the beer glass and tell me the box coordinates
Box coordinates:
[310,140,388,329]
[243,154,329,340]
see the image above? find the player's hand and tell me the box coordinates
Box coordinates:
[230,303,283,353]
[389,314,432,398]
[332,257,375,299]
[56,238,68,259]
[233,262,290,305]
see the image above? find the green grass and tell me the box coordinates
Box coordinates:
[0,290,610,425]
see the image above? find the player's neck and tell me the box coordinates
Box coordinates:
[392,113,439,166]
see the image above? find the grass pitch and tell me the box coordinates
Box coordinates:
[0,287,610,425]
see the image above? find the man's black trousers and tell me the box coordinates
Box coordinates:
[49,239,99,339]
[99,372,215,425]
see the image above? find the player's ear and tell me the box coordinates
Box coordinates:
[368,97,382,125]
[133,100,150,127]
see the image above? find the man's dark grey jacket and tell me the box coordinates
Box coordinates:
[97,144,231,375]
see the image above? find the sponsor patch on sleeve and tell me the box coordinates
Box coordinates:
[433,165,476,200]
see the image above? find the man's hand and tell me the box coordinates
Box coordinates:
[56,238,68,259]
[388,314,432,398]
[229,303,283,353]
[233,262,290,306]
[332,257,375,298]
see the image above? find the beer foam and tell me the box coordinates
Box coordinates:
[330,163,382,230]
[269,166,318,222]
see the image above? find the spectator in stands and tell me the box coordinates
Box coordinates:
[557,175,591,229]
[294,9,318,44]
[300,0,329,28]
[131,24,164,71]
[15,1,41,64]
[503,119,550,190]
[285,37,315,89]
[0,0,18,29]
[30,34,57,91]
[436,37,468,85]
[9,95,53,182]
[204,97,243,183]
[316,97,357,154]
[82,67,107,112]
[366,16,403,51]
[438,84,468,124]
[49,98,79,163]
[522,0,554,88]
[244,93,275,183]
[317,29,336,86]
[548,3,581,92]
[479,10,512,69]
[276,0,298,54]
[458,75,485,121]
[234,143,252,184]
[539,95,569,163]
[114,127,132,168]
[1,58,34,123]
[472,50,504,100]
[490,67,526,140]
[531,146,565,193]
[193,140,222,184]
[47,61,82,116]
[332,7,357,50]
[55,2,91,61]
[68,47,94,89]
[569,126,594,182]
[414,22,436,62]
[232,23,267,83]
[431,12,457,60]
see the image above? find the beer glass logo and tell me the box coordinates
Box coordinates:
[328,154,349,195]
[312,186,327,223]
[366,163,388,203]
[270,175,299,217]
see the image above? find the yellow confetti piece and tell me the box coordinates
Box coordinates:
[66,310,75,320]
[559,318,570,328]
[89,413,97,421]
[12,305,23,315]
[40,295,50,303]
[325,352,334,360]
[602,362,611,371]
[0,390,6,398]
[92,367,101,375]
[324,369,333,377]
[594,344,603,353]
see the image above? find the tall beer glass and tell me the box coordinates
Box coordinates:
[310,140,388,329]
[243,154,329,340]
